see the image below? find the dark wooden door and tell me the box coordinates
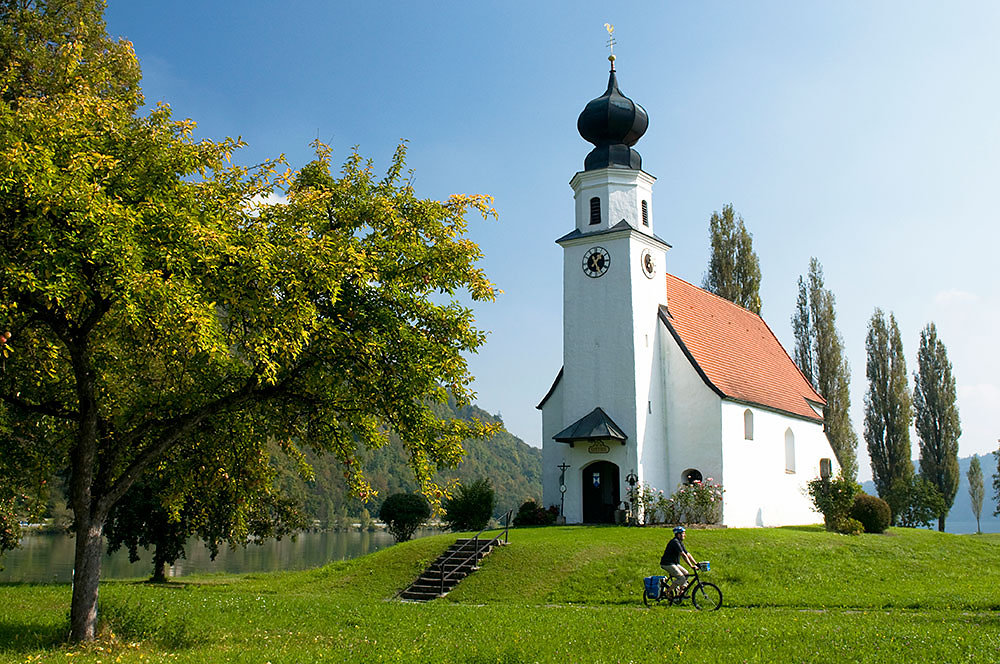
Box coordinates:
[582,461,619,523]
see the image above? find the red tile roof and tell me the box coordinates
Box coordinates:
[661,273,824,422]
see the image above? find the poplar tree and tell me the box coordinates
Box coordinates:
[791,259,858,480]
[702,204,762,314]
[967,455,984,534]
[864,309,913,522]
[993,447,1000,518]
[913,323,961,531]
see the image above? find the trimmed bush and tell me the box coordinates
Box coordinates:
[851,493,891,533]
[833,517,865,536]
[513,500,558,527]
[442,478,496,532]
[378,493,430,543]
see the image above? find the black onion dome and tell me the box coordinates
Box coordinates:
[577,68,648,171]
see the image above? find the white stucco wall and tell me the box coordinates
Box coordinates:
[654,321,723,496]
[720,402,839,527]
[570,169,656,237]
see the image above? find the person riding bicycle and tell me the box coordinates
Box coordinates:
[660,526,698,598]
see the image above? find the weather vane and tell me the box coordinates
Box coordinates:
[604,23,616,70]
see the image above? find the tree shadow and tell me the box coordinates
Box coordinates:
[0,618,66,654]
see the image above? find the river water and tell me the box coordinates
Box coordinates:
[0,529,435,584]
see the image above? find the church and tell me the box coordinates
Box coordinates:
[538,57,839,528]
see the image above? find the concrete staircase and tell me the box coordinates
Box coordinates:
[399,537,503,601]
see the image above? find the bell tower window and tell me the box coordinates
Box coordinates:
[642,200,649,226]
[589,197,601,225]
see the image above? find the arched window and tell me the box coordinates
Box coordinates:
[641,200,649,226]
[743,409,753,440]
[682,468,703,485]
[589,197,601,225]
[784,429,796,473]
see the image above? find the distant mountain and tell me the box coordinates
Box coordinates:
[860,454,999,534]
[272,399,543,524]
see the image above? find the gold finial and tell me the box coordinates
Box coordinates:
[604,23,616,70]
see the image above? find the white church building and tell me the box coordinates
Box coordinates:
[538,60,838,528]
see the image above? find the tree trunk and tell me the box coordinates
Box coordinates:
[150,555,167,583]
[938,515,945,532]
[69,520,104,642]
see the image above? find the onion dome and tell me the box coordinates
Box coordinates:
[577,64,648,171]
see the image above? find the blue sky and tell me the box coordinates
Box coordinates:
[105,2,1000,480]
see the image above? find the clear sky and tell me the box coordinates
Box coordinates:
[105,2,1000,480]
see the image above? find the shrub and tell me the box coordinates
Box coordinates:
[851,493,891,533]
[513,500,558,527]
[832,517,864,536]
[442,478,496,532]
[807,475,861,531]
[378,493,430,543]
[659,480,724,525]
[890,475,946,528]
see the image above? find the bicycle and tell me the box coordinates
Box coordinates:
[642,562,722,610]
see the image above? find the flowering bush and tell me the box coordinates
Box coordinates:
[660,478,724,525]
[625,479,724,525]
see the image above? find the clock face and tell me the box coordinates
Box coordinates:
[582,246,611,278]
[641,249,655,278]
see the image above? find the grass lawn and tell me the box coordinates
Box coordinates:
[1,526,998,663]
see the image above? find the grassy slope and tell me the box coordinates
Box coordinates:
[1,527,998,663]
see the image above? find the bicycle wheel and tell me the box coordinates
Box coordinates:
[691,582,722,611]
[642,588,653,606]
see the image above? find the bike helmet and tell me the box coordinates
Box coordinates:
[673,526,686,535]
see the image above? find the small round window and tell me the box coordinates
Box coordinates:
[683,468,703,485]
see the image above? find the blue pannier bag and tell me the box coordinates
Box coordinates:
[644,576,665,599]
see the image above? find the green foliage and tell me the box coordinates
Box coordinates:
[702,203,762,313]
[967,455,983,533]
[890,475,946,529]
[864,309,914,521]
[806,475,861,532]
[914,322,961,531]
[378,493,430,543]
[513,500,558,527]
[99,593,206,649]
[793,259,858,480]
[0,0,497,640]
[442,478,497,532]
[833,516,864,536]
[850,493,891,534]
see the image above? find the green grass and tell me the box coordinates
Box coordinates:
[1,526,998,662]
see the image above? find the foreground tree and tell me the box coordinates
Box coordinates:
[993,447,1000,518]
[0,2,496,641]
[702,204,762,314]
[864,309,913,522]
[791,259,859,480]
[913,323,961,532]
[967,455,984,534]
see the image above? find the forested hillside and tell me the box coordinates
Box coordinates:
[273,400,543,525]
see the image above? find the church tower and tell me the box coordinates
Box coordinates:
[539,56,672,524]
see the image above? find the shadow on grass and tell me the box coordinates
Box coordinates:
[0,617,66,653]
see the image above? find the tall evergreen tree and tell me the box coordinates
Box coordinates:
[967,455,984,534]
[864,309,913,522]
[913,323,961,532]
[702,204,762,314]
[790,259,858,480]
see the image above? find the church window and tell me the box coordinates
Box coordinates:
[743,409,753,440]
[642,200,649,226]
[682,468,703,485]
[784,429,796,473]
[589,197,601,225]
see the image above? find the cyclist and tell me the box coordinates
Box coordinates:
[660,526,698,598]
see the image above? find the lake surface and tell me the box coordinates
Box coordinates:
[0,529,434,584]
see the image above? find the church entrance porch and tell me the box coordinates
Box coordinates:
[582,461,620,523]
